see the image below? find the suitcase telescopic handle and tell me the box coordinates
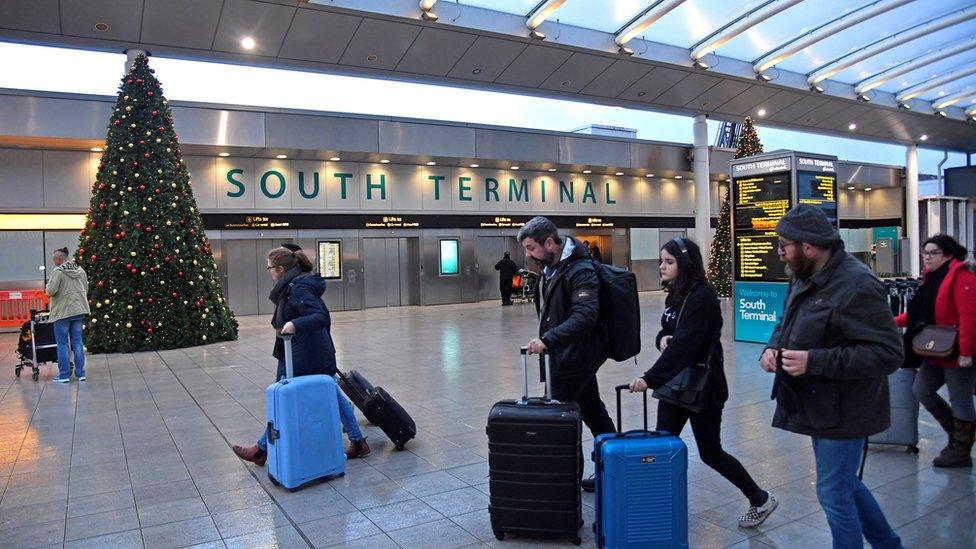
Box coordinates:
[614,384,648,434]
[282,335,294,379]
[519,346,554,404]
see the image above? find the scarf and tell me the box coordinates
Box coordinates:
[907,260,950,331]
[269,267,302,330]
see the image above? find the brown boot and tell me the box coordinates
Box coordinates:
[929,402,955,459]
[933,419,974,468]
[233,444,267,466]
[345,438,370,459]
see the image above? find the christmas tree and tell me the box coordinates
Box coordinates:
[76,54,238,353]
[707,116,764,297]
[706,183,733,296]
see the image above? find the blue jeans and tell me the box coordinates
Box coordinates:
[53,315,85,379]
[258,365,363,450]
[811,437,902,549]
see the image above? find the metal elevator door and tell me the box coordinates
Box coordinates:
[363,238,402,308]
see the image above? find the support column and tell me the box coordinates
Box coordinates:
[906,144,920,276]
[693,114,710,263]
[124,49,147,71]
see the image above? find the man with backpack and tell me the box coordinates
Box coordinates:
[519,216,615,492]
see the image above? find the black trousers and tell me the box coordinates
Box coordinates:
[500,279,514,304]
[656,400,763,504]
[551,372,616,480]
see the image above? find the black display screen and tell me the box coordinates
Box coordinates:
[733,173,791,232]
[735,233,788,282]
[797,171,837,225]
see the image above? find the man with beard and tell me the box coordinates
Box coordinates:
[760,204,903,548]
[518,216,615,492]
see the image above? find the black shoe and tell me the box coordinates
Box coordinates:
[581,475,596,492]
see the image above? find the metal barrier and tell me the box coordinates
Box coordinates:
[0,290,49,329]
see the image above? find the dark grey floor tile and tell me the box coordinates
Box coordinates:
[396,471,468,497]
[137,495,211,528]
[64,528,143,548]
[65,505,140,541]
[202,487,274,515]
[0,519,65,548]
[222,525,309,549]
[362,500,444,532]
[297,511,382,547]
[67,488,135,519]
[141,516,221,549]
[421,487,489,518]
[386,517,478,549]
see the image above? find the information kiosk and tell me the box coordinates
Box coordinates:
[731,151,838,343]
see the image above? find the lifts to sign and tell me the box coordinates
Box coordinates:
[224,168,619,205]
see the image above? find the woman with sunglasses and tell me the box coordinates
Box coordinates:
[629,237,777,529]
[895,234,976,468]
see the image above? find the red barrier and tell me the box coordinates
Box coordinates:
[0,290,49,328]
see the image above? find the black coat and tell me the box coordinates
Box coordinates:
[767,248,902,439]
[535,237,607,379]
[271,273,337,379]
[494,257,519,281]
[642,284,729,410]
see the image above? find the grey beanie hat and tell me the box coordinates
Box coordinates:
[776,203,839,246]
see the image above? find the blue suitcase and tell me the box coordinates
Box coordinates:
[266,336,345,491]
[592,385,688,548]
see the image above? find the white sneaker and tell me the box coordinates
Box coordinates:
[52,377,71,384]
[77,376,87,381]
[738,492,778,528]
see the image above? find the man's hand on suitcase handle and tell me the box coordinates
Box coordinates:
[280,321,296,335]
[526,338,547,354]
[629,377,648,393]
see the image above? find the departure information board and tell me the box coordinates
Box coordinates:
[735,234,786,281]
[317,241,342,280]
[797,171,837,224]
[734,174,791,232]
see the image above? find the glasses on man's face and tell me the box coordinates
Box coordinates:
[921,250,943,258]
[266,266,277,271]
[777,240,798,251]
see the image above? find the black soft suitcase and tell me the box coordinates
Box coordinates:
[337,369,416,451]
[487,348,582,545]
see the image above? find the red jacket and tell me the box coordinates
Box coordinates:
[895,259,976,368]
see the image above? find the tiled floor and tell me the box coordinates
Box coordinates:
[1,293,973,548]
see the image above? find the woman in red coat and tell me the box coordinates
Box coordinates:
[895,234,976,468]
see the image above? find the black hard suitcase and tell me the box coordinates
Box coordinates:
[337,369,416,451]
[487,348,582,545]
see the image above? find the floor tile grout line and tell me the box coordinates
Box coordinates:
[106,351,146,547]
[154,349,316,549]
[61,364,82,543]
[1,371,54,508]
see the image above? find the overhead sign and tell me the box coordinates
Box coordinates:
[731,157,791,177]
[221,215,291,229]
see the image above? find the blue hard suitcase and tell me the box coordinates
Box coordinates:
[592,385,688,548]
[266,336,346,491]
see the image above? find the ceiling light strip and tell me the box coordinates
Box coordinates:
[855,37,976,95]
[808,7,976,86]
[932,90,976,110]
[615,0,687,47]
[526,0,567,30]
[692,0,802,62]
[754,0,914,74]
[896,65,976,103]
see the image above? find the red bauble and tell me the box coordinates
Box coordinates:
[149,267,156,273]
[104,220,112,226]
[136,291,142,297]
[90,222,97,228]
[90,254,97,261]
[154,188,161,195]
[147,327,153,333]
[125,263,132,270]
[178,271,184,277]
[164,256,171,262]
[130,268,137,274]
[139,185,146,191]
[135,78,143,84]
[151,110,158,116]
[171,292,178,298]
[126,79,133,84]
[153,243,160,250]
[145,226,152,233]
[135,223,141,229]
[147,298,154,304]
[147,91,154,96]
[143,152,150,159]
[138,140,145,145]
[158,125,165,131]
[97,281,104,287]
[113,119,121,126]
[111,258,118,264]
[120,231,126,237]
[99,183,106,190]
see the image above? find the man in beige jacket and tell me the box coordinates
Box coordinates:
[46,247,90,383]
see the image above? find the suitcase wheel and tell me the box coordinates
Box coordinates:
[573,535,581,545]
[492,530,504,541]
[15,366,21,377]
[269,476,280,487]
[909,445,919,454]
[32,371,39,382]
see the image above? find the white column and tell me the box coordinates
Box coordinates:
[125,49,147,71]
[906,144,920,276]
[693,115,710,263]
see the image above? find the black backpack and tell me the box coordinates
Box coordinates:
[591,261,641,362]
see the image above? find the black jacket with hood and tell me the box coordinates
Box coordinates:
[534,236,607,379]
[767,246,902,439]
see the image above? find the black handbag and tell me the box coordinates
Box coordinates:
[651,294,712,413]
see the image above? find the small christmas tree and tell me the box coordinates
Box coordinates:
[76,54,237,353]
[708,116,764,297]
[707,183,732,296]
[734,116,764,159]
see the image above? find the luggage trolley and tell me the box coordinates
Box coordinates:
[14,311,70,382]
[512,269,538,304]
